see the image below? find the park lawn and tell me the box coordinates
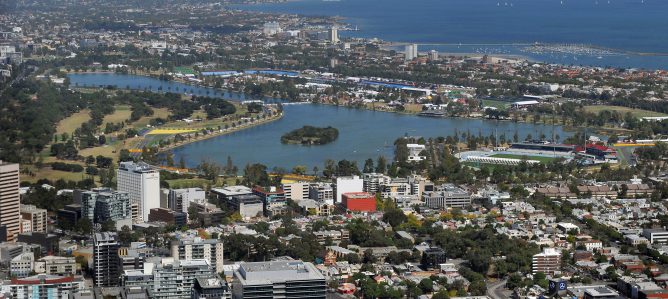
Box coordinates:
[490,154,557,163]
[21,166,88,183]
[102,105,132,127]
[56,109,91,136]
[165,178,212,189]
[132,108,171,128]
[584,105,667,118]
[79,144,122,160]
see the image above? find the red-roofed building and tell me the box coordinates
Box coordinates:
[342,192,376,212]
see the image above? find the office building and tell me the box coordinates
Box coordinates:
[282,182,311,201]
[168,188,206,215]
[253,187,288,217]
[1,274,85,298]
[122,258,218,299]
[422,247,447,269]
[78,188,132,229]
[10,252,34,277]
[33,256,77,275]
[148,208,187,227]
[93,232,120,287]
[380,178,411,198]
[408,174,434,198]
[227,194,264,219]
[335,176,363,203]
[342,192,376,212]
[210,186,252,203]
[232,260,326,299]
[309,183,334,205]
[423,184,471,209]
[118,246,145,272]
[532,247,561,275]
[190,201,225,227]
[171,237,224,273]
[117,162,160,223]
[329,26,339,43]
[57,204,82,229]
[405,44,418,61]
[20,204,47,233]
[643,229,668,244]
[0,161,21,241]
[193,275,232,299]
[0,242,30,263]
[17,232,59,256]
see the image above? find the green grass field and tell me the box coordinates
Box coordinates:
[56,109,91,136]
[132,107,172,128]
[482,99,511,110]
[490,154,557,163]
[165,179,212,189]
[102,105,132,127]
[584,105,667,118]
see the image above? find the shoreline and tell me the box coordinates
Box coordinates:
[156,112,284,153]
[68,73,616,137]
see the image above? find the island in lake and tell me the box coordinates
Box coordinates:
[281,126,339,145]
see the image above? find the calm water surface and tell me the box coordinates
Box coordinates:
[68,72,572,170]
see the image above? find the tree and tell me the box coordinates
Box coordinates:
[382,208,407,228]
[376,156,387,174]
[432,290,450,299]
[101,220,116,232]
[243,164,270,187]
[506,273,525,289]
[363,158,374,173]
[419,278,434,293]
[363,249,377,263]
[118,225,136,245]
[292,165,307,175]
[225,156,235,176]
[345,253,361,264]
[469,280,487,296]
[74,219,93,235]
[198,160,222,180]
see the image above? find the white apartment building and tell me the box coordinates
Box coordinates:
[168,188,206,214]
[117,162,160,223]
[363,173,390,194]
[309,183,334,205]
[335,176,363,204]
[20,204,47,233]
[171,237,224,273]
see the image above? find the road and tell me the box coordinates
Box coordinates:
[487,278,509,299]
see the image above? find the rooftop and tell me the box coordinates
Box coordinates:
[211,185,252,196]
[237,261,324,286]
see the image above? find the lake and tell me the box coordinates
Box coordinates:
[68,73,571,170]
[234,0,668,70]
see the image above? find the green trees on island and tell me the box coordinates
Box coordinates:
[281,126,339,145]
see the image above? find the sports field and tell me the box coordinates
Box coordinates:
[584,105,667,118]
